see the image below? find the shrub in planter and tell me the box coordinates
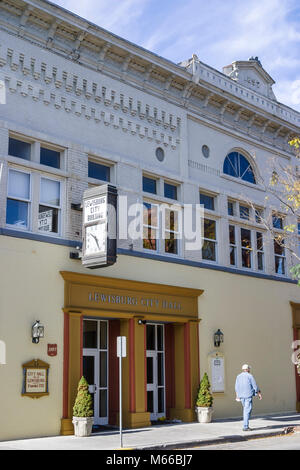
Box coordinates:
[72,376,94,436]
[195,372,213,423]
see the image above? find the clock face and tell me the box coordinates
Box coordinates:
[85,223,106,256]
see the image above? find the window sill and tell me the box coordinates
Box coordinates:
[221,173,265,192]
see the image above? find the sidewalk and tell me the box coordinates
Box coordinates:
[0,412,299,450]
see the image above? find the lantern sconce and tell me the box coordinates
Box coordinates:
[138,319,147,325]
[214,329,224,348]
[31,320,44,344]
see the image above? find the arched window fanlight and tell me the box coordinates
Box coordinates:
[223,152,256,184]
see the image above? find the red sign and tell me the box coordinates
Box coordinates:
[47,344,57,357]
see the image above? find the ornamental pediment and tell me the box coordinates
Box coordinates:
[222,58,277,101]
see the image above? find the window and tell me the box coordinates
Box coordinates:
[200,193,215,211]
[255,208,263,224]
[38,178,61,234]
[256,232,264,271]
[228,201,235,216]
[274,240,285,275]
[223,152,256,184]
[143,202,159,251]
[241,228,252,268]
[229,225,236,266]
[6,169,30,228]
[143,176,157,195]
[239,205,250,220]
[8,137,31,160]
[40,147,60,169]
[164,208,180,255]
[202,219,217,261]
[88,161,110,182]
[164,182,177,200]
[272,215,283,230]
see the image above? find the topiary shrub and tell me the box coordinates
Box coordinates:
[73,376,94,417]
[196,372,213,407]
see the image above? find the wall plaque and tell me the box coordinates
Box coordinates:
[22,359,50,398]
[47,344,57,357]
[209,352,225,393]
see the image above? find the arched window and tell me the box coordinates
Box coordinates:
[223,152,256,184]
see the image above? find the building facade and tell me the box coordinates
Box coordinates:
[0,0,300,441]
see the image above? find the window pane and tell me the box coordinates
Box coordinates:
[202,240,216,261]
[241,228,251,248]
[83,356,95,386]
[100,351,107,388]
[274,240,284,255]
[230,246,236,266]
[240,205,249,220]
[143,176,157,194]
[200,193,214,210]
[88,161,110,181]
[99,389,107,418]
[143,203,158,227]
[6,199,28,227]
[143,227,157,250]
[40,147,60,169]
[257,252,264,271]
[147,391,154,413]
[272,215,283,230]
[229,225,235,245]
[157,326,164,351]
[223,152,239,177]
[158,387,164,413]
[38,206,59,233]
[240,155,256,184]
[256,232,263,251]
[228,201,234,216]
[255,209,263,223]
[147,357,153,384]
[275,256,285,275]
[165,232,178,254]
[8,138,31,160]
[157,353,164,386]
[83,320,97,348]
[41,178,60,206]
[100,321,107,350]
[146,325,155,350]
[164,183,177,200]
[242,249,251,268]
[8,170,30,199]
[165,209,178,232]
[204,219,216,240]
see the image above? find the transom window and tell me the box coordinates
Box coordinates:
[88,160,110,182]
[223,152,256,184]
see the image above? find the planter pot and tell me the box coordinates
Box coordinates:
[195,406,213,423]
[72,417,94,437]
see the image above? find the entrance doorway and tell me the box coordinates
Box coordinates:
[146,324,166,420]
[82,319,109,425]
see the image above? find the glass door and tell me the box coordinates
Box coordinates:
[82,319,109,425]
[146,324,165,420]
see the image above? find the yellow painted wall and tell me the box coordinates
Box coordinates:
[0,235,299,440]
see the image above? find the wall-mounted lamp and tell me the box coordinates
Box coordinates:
[214,329,224,348]
[138,319,147,325]
[32,320,44,344]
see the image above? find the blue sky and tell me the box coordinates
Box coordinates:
[50,0,300,112]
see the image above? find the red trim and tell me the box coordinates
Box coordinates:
[80,316,83,378]
[293,328,300,402]
[165,324,175,416]
[62,313,69,418]
[144,325,147,411]
[129,318,136,413]
[197,323,200,385]
[109,320,120,425]
[184,323,191,409]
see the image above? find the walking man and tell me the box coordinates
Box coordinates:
[235,364,262,431]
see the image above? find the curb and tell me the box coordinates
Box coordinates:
[135,429,288,450]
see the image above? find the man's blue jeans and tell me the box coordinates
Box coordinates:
[240,398,253,429]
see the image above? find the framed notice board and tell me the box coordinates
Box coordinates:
[22,359,50,399]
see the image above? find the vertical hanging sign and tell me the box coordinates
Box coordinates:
[82,184,117,269]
